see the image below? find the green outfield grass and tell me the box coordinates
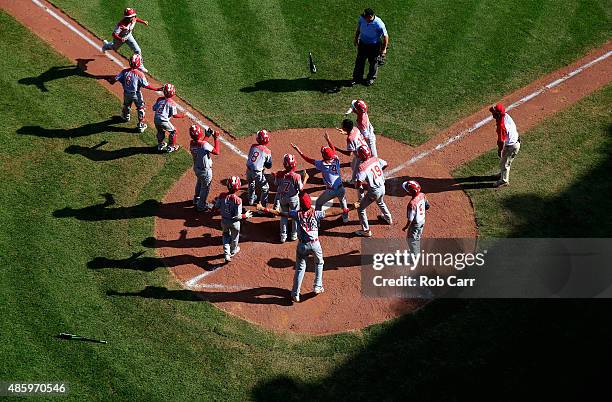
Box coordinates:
[454,85,612,237]
[3,5,612,401]
[51,0,611,143]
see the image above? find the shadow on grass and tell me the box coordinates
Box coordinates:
[241,77,351,93]
[250,129,612,401]
[107,285,293,306]
[385,174,498,197]
[17,116,135,138]
[17,58,115,92]
[65,142,159,161]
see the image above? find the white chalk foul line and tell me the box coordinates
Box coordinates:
[386,49,612,178]
[31,0,247,160]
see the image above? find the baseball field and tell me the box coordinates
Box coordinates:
[1,0,611,400]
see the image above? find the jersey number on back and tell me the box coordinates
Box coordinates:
[250,151,260,162]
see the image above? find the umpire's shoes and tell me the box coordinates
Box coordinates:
[365,79,375,86]
[348,79,357,87]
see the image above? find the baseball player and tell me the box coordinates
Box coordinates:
[325,121,369,199]
[490,103,521,187]
[152,83,185,153]
[246,129,273,206]
[258,193,358,302]
[213,176,253,262]
[102,8,150,73]
[345,99,378,157]
[272,154,305,243]
[292,141,350,223]
[112,54,161,132]
[401,180,430,257]
[190,124,220,212]
[354,145,392,237]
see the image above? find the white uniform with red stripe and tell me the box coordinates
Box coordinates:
[275,170,304,241]
[356,112,377,156]
[356,157,392,231]
[288,209,326,297]
[115,68,148,121]
[346,127,370,183]
[406,192,430,256]
[102,17,145,65]
[152,97,179,146]
[215,192,245,258]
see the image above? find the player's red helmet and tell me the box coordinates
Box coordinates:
[189,124,203,141]
[129,53,142,69]
[163,83,175,98]
[357,145,371,161]
[351,99,368,114]
[320,146,336,161]
[256,129,270,145]
[124,8,137,18]
[299,192,312,210]
[489,103,505,117]
[402,180,421,196]
[283,154,297,170]
[227,176,241,192]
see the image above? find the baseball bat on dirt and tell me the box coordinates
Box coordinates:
[308,52,317,74]
[58,332,107,344]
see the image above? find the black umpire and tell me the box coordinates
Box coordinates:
[351,8,389,86]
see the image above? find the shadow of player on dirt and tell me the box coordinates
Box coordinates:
[241,77,351,93]
[88,251,225,271]
[65,142,159,161]
[385,174,498,197]
[18,58,115,92]
[268,250,364,271]
[107,285,293,306]
[17,116,135,139]
[141,230,216,249]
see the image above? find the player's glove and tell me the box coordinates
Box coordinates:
[244,211,253,219]
[376,54,386,66]
[204,127,214,137]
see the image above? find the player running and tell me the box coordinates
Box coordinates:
[292,140,350,223]
[189,124,220,212]
[345,99,378,157]
[401,180,430,257]
[258,193,358,302]
[246,129,273,207]
[213,176,254,263]
[354,145,392,237]
[112,54,161,132]
[102,8,150,73]
[152,83,185,153]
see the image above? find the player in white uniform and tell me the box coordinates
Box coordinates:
[113,54,161,132]
[354,145,392,237]
[345,99,377,157]
[152,83,185,153]
[490,103,521,187]
[401,180,430,257]
[102,8,150,73]
[246,129,273,207]
[273,154,305,243]
[292,141,349,223]
[189,125,220,211]
[213,176,253,262]
[258,193,358,302]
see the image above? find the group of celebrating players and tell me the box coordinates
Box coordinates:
[105,8,430,302]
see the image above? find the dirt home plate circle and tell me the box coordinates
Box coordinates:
[155,128,477,334]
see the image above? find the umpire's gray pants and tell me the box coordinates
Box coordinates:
[221,220,240,257]
[358,185,392,231]
[246,169,269,206]
[292,241,324,297]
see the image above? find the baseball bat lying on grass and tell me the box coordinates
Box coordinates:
[57,332,107,344]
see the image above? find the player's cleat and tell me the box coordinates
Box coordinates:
[314,286,325,294]
[193,197,200,206]
[495,180,509,188]
[101,40,110,52]
[377,214,393,225]
[166,145,180,153]
[289,234,297,241]
[157,142,168,152]
[354,229,372,237]
[224,254,232,263]
[230,246,241,257]
[291,293,300,303]
[280,237,286,244]
[137,123,147,133]
[121,114,130,122]
[365,79,375,86]
[342,215,349,223]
